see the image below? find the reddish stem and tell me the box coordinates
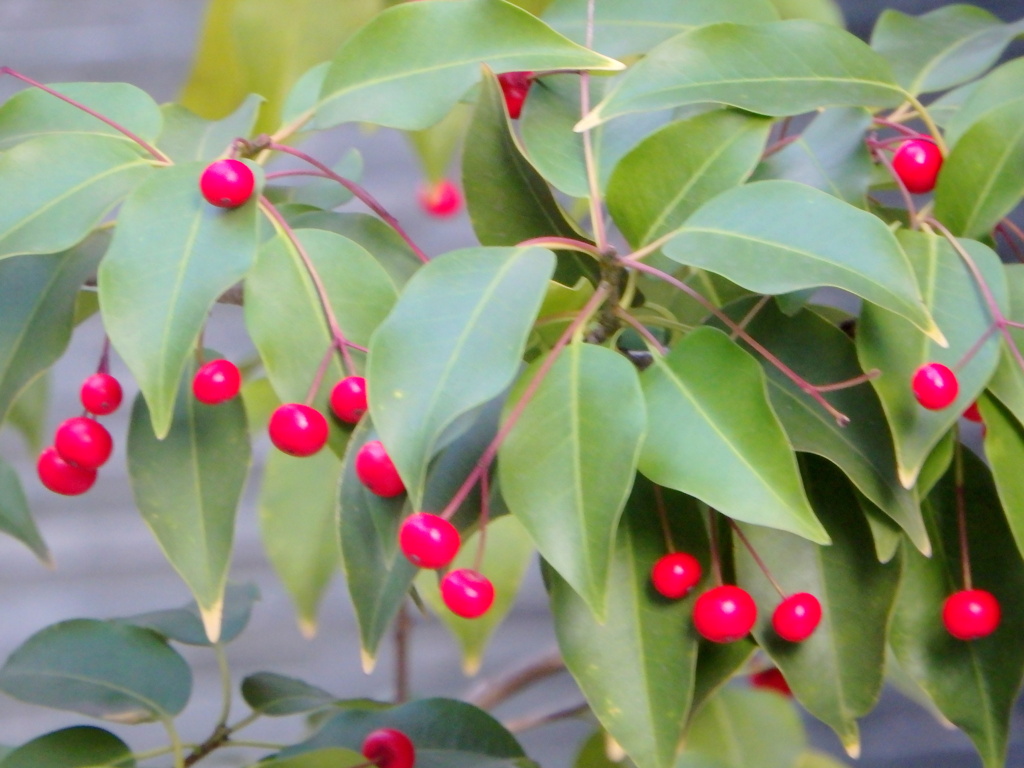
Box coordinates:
[97,336,112,375]
[1,67,171,163]
[707,507,723,586]
[304,343,336,406]
[616,309,668,354]
[474,471,491,572]
[264,141,429,264]
[729,520,786,599]
[653,484,676,553]
[872,117,921,137]
[871,136,919,226]
[762,134,800,159]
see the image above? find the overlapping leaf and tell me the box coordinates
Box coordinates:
[944,58,1024,147]
[549,480,708,768]
[121,583,259,647]
[317,0,623,130]
[99,162,260,438]
[367,246,554,504]
[127,360,251,643]
[0,726,134,768]
[980,395,1024,565]
[241,672,336,716]
[638,326,828,543]
[578,21,904,130]
[157,93,263,162]
[662,181,938,339]
[856,231,1004,488]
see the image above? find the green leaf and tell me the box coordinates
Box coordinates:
[767,0,842,25]
[0,232,106,425]
[0,135,150,262]
[638,327,828,543]
[261,749,368,768]
[751,108,874,206]
[737,457,901,756]
[0,726,134,768]
[543,0,779,59]
[933,97,1024,240]
[157,93,263,162]
[662,181,938,340]
[0,459,50,565]
[317,0,624,131]
[368,246,554,504]
[269,150,362,210]
[463,70,594,286]
[99,162,260,438]
[683,687,805,768]
[579,21,903,130]
[795,750,851,768]
[944,58,1024,147]
[856,231,1004,488]
[870,6,1024,96]
[0,82,162,150]
[416,515,533,675]
[500,343,645,616]
[0,619,191,723]
[283,697,529,767]
[572,730,627,768]
[126,360,252,643]
[409,104,472,184]
[690,637,757,721]
[986,265,1024,427]
[4,372,50,454]
[979,395,1024,565]
[259,448,342,636]
[245,227,398,454]
[890,453,1024,768]
[608,110,771,248]
[120,583,259,647]
[550,479,707,768]
[242,672,336,716]
[713,300,926,552]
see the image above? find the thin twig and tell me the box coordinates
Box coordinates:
[505,701,591,734]
[729,520,786,599]
[465,648,566,709]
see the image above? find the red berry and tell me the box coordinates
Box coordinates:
[192,359,241,405]
[268,403,328,457]
[54,417,113,470]
[441,568,495,619]
[37,446,97,496]
[362,728,416,768]
[330,376,368,424]
[651,552,702,599]
[912,362,958,410]
[80,373,123,415]
[399,512,460,569]
[497,71,533,119]
[355,440,406,497]
[693,585,757,643]
[963,401,983,423]
[750,667,792,696]
[892,138,943,194]
[199,158,255,208]
[772,592,822,642]
[417,178,462,218]
[942,589,1000,640]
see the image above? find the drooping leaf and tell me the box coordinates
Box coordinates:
[317,0,623,131]
[712,299,926,551]
[979,394,1024,564]
[890,453,1024,768]
[367,246,554,504]
[986,264,1024,427]
[0,619,191,723]
[120,583,259,647]
[944,57,1024,147]
[638,327,828,543]
[608,110,771,248]
[856,231,1004,488]
[463,70,594,286]
[415,515,534,675]
[0,231,106,425]
[0,459,50,565]
[690,636,757,721]
[126,359,252,643]
[578,21,903,130]
[4,372,49,454]
[683,687,805,768]
[751,108,874,206]
[0,135,150,262]
[259,448,342,636]
[500,343,645,616]
[662,181,938,340]
[542,0,778,59]
[550,479,708,768]
[933,97,1024,240]
[99,162,260,438]
[736,457,901,755]
[870,6,1024,96]
[0,726,134,768]
[157,93,264,162]
[241,672,336,716]
[0,81,162,150]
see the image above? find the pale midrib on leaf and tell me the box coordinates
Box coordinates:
[0,261,68,394]
[4,667,169,720]
[958,119,1024,237]
[907,24,1005,95]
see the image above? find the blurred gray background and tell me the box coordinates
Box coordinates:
[1,2,1023,767]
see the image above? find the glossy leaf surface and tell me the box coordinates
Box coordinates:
[0,726,134,768]
[639,327,827,543]
[99,162,259,438]
[0,619,191,723]
[242,672,336,716]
